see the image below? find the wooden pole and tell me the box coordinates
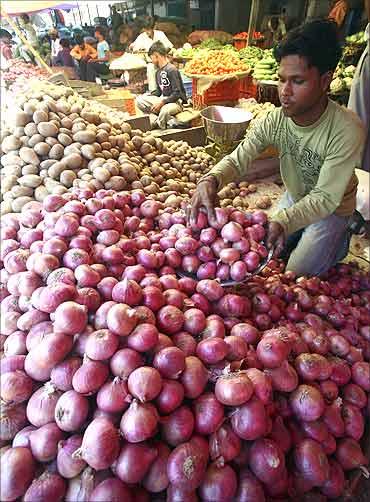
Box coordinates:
[2,10,52,74]
[247,0,261,47]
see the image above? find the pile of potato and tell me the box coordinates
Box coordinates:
[218,182,272,210]
[0,82,213,214]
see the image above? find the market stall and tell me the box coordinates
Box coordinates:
[0,6,370,501]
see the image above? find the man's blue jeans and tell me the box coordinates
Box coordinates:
[278,192,351,276]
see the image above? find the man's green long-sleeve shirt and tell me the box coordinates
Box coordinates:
[205,100,365,236]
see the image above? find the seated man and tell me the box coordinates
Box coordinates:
[54,38,74,67]
[85,26,110,82]
[136,41,187,129]
[71,35,97,80]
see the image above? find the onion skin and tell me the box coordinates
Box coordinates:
[167,438,209,492]
[161,405,195,446]
[0,402,27,442]
[50,357,82,391]
[209,424,241,467]
[110,348,144,380]
[180,356,208,399]
[1,370,34,404]
[96,377,130,414]
[29,422,64,462]
[0,447,36,501]
[290,384,325,422]
[235,468,266,502]
[120,401,159,443]
[155,379,185,415]
[128,366,162,402]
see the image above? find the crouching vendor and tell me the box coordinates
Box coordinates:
[188,19,365,277]
[136,41,187,130]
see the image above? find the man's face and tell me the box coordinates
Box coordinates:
[150,53,159,67]
[278,55,331,119]
[95,31,102,41]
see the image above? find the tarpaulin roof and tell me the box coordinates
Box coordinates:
[0,1,77,16]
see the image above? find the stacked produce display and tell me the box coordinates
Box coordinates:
[0,60,49,93]
[1,71,369,502]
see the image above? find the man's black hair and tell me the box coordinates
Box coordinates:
[60,38,70,48]
[148,41,168,56]
[75,35,84,46]
[143,16,156,29]
[95,26,106,38]
[274,19,342,74]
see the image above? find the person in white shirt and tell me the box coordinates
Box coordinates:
[130,18,173,91]
[49,29,61,65]
[130,17,173,52]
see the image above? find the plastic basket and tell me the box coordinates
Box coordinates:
[192,78,240,110]
[233,38,247,50]
[239,75,257,99]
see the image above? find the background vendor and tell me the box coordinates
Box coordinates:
[71,35,97,80]
[85,26,110,82]
[188,19,365,277]
[130,17,173,91]
[136,41,187,130]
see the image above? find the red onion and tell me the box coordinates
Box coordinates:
[157,305,184,335]
[249,438,286,484]
[107,303,138,336]
[215,371,253,406]
[209,423,241,467]
[245,368,273,404]
[120,400,159,443]
[256,334,290,368]
[167,437,209,492]
[342,383,367,408]
[231,397,268,440]
[180,356,208,399]
[335,438,368,473]
[143,442,170,493]
[199,463,237,502]
[85,329,119,361]
[29,422,64,462]
[1,370,33,404]
[79,417,120,470]
[342,402,364,440]
[26,381,62,427]
[235,468,265,502]
[351,361,370,391]
[156,379,185,415]
[54,301,87,336]
[128,366,162,402]
[12,425,36,448]
[110,348,143,379]
[290,384,325,422]
[55,390,89,432]
[90,478,133,502]
[0,447,36,501]
[57,435,86,479]
[294,438,330,487]
[72,359,109,396]
[321,459,345,498]
[217,294,251,318]
[115,441,158,484]
[193,392,224,435]
[96,377,130,414]
[265,361,298,392]
[161,405,194,446]
[0,402,27,441]
[51,357,82,391]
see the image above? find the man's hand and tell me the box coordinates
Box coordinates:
[266,221,286,257]
[187,177,219,227]
[151,100,165,114]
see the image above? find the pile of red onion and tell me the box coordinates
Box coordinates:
[0,188,369,502]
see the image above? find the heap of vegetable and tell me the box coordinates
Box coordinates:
[0,187,369,501]
[252,54,279,81]
[0,82,213,214]
[185,49,250,76]
[1,60,49,91]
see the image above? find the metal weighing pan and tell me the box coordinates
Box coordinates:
[200,105,253,145]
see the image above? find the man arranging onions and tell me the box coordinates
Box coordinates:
[189,19,365,276]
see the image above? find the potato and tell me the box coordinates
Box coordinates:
[34,185,49,202]
[11,185,33,198]
[63,153,83,169]
[2,135,21,153]
[40,159,57,169]
[0,200,13,215]
[93,167,111,183]
[2,165,21,178]
[45,137,59,147]
[73,130,96,144]
[52,185,68,195]
[22,165,39,176]
[88,158,105,170]
[34,142,51,156]
[11,196,34,212]
[24,123,38,137]
[48,162,65,179]
[120,162,138,182]
[18,174,42,188]
[19,147,40,166]
[60,170,77,187]
[49,144,64,160]
[3,191,15,201]
[105,176,127,190]
[72,122,86,134]
[100,142,111,151]
[23,103,36,115]
[15,110,31,127]
[96,130,109,143]
[28,134,45,148]
[12,127,24,138]
[64,144,81,156]
[58,133,72,146]
[131,136,144,150]
[80,144,95,160]
[1,175,17,192]
[247,184,257,193]
[44,178,60,191]
[37,122,59,137]
[61,117,73,129]
[256,196,271,209]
